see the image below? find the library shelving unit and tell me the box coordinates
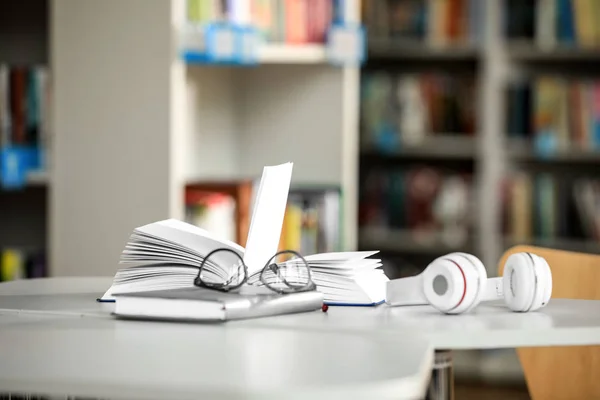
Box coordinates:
[357,0,600,386]
[48,0,362,277]
[358,0,500,279]
[358,0,600,276]
[0,0,50,280]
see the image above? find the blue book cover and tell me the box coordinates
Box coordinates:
[556,0,576,45]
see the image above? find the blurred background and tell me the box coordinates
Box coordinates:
[2,0,600,398]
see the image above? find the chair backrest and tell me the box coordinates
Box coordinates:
[499,245,600,400]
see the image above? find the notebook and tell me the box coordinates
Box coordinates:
[100,162,387,306]
[112,286,325,322]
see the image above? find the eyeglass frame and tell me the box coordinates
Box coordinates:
[194,248,317,294]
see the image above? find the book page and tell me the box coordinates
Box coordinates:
[134,219,245,257]
[243,162,293,275]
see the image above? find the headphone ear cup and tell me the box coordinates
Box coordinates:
[447,252,487,312]
[529,254,552,310]
[465,254,487,312]
[541,256,552,305]
[422,257,466,314]
[502,253,537,312]
[527,253,546,311]
[423,253,483,314]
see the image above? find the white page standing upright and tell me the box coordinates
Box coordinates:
[243,162,294,275]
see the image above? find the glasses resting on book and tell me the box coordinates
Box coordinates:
[194,249,317,294]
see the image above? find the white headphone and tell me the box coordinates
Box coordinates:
[385,252,552,314]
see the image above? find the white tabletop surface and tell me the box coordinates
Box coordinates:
[2,278,600,350]
[0,315,433,400]
[243,299,600,350]
[0,278,433,400]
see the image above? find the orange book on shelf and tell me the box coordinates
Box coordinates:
[285,0,308,44]
[429,0,449,47]
[447,0,462,42]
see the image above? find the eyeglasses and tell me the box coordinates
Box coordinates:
[194,248,317,294]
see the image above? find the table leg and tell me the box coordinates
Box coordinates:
[426,350,453,400]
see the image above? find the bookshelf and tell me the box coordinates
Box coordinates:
[358,0,600,274]
[6,0,598,299]
[0,0,50,280]
[47,0,360,277]
[357,0,600,385]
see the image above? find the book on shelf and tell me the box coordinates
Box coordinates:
[502,171,600,245]
[359,165,473,249]
[0,248,46,281]
[185,191,237,244]
[506,76,600,152]
[185,181,343,256]
[280,187,342,255]
[360,71,476,152]
[505,0,600,49]
[185,179,254,246]
[186,0,335,45]
[364,0,483,47]
[102,163,387,307]
[0,64,51,186]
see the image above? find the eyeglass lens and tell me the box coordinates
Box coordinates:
[200,249,246,288]
[260,250,312,292]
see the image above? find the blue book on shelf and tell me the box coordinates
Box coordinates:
[592,85,600,150]
[1,147,28,189]
[556,0,575,45]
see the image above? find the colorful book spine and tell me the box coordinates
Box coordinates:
[592,84,600,149]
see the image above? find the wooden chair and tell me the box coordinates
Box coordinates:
[499,245,600,400]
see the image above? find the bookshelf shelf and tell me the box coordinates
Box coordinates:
[258,44,327,64]
[48,0,362,276]
[367,38,481,61]
[507,42,600,62]
[507,140,600,164]
[510,150,600,164]
[361,135,477,161]
[26,170,49,186]
[359,227,474,255]
[504,237,600,255]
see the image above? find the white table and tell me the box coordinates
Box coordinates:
[3,278,600,350]
[0,316,433,400]
[3,278,600,399]
[0,278,433,400]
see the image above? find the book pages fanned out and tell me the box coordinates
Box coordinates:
[101,162,387,306]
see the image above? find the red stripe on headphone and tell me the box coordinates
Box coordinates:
[445,258,467,311]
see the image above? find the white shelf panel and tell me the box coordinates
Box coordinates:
[258,44,327,64]
[26,170,49,185]
[361,134,478,160]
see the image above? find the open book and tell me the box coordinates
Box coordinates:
[100,162,387,306]
[100,219,387,305]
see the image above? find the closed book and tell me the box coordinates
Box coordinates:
[113,286,324,322]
